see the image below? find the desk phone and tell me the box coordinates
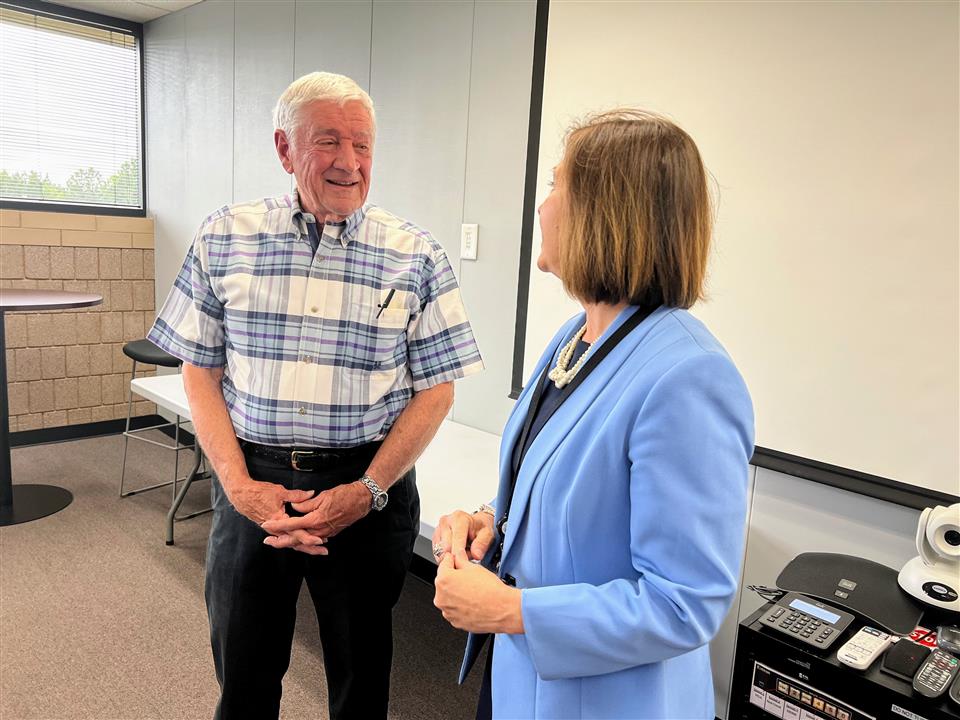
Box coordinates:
[758,591,855,650]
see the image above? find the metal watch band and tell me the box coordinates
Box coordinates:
[477,503,495,516]
[359,475,388,511]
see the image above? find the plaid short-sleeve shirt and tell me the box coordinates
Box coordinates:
[148,194,483,448]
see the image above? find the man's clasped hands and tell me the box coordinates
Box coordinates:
[224,476,373,556]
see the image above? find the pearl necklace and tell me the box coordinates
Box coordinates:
[547,324,591,389]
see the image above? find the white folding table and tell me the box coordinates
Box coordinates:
[129,373,210,544]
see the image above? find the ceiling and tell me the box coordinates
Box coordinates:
[40,0,203,24]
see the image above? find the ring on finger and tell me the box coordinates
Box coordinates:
[433,543,444,559]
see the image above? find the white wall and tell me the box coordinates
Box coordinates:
[523,0,959,495]
[145,0,536,435]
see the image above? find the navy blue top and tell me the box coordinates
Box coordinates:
[511,338,591,476]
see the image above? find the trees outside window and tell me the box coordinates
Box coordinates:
[0,3,143,214]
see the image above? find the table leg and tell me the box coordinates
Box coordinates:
[0,311,73,526]
[166,441,206,545]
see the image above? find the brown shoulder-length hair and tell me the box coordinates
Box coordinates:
[558,108,712,308]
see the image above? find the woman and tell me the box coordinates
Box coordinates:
[432,109,754,719]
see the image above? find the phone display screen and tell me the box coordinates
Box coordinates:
[789,598,841,624]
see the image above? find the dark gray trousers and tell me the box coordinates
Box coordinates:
[205,448,419,720]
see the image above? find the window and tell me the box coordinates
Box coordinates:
[0,1,144,215]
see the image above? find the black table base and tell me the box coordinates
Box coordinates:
[0,484,73,526]
[0,295,101,526]
[0,303,99,527]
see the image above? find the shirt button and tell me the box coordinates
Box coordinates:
[317,256,326,262]
[311,306,319,313]
[302,356,313,364]
[298,407,306,415]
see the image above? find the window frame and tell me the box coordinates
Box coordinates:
[0,0,146,217]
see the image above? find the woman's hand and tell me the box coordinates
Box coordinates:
[434,550,524,635]
[432,510,495,561]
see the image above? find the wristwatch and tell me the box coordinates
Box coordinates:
[477,503,496,516]
[359,475,388,511]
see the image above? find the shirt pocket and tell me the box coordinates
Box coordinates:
[350,303,409,372]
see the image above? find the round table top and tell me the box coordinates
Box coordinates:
[0,288,103,312]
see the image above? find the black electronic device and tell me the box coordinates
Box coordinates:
[915,649,960,699]
[777,552,924,634]
[950,673,960,706]
[757,591,855,650]
[731,605,960,720]
[880,640,931,682]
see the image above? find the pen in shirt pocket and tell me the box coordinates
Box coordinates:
[376,288,396,319]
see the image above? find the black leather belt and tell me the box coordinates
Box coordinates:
[240,440,381,472]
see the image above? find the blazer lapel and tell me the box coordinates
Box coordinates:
[492,326,569,531]
[499,306,665,564]
[459,322,580,683]
[496,391,529,505]
[459,353,556,684]
[459,631,489,684]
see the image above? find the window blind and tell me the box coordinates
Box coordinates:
[0,4,142,211]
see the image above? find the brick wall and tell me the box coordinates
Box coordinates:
[0,208,159,432]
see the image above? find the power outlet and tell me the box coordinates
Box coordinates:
[460,223,478,261]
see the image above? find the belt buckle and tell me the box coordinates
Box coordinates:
[290,450,311,471]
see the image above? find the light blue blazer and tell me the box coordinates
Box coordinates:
[460,306,755,719]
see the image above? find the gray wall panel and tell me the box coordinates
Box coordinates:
[150,0,235,325]
[183,0,234,231]
[293,1,372,90]
[453,0,536,432]
[144,12,188,312]
[368,0,473,268]
[234,1,295,203]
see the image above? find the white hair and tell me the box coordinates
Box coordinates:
[272,71,376,139]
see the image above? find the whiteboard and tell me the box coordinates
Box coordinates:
[523,1,958,496]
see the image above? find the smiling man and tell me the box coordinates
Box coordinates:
[148,72,483,720]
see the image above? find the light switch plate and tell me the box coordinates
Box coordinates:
[460,223,478,261]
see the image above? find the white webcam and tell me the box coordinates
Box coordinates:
[898,503,960,612]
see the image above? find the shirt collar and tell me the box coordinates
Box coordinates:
[290,190,366,248]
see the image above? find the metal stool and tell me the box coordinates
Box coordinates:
[118,339,192,499]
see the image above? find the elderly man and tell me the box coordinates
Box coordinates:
[148,71,483,720]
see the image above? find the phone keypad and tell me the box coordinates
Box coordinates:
[758,594,852,652]
[769,610,834,644]
[840,627,888,655]
[761,606,843,649]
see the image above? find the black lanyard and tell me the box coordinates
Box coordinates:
[493,303,659,567]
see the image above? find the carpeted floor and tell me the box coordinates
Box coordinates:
[0,432,482,719]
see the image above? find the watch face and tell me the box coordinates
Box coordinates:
[373,492,388,511]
